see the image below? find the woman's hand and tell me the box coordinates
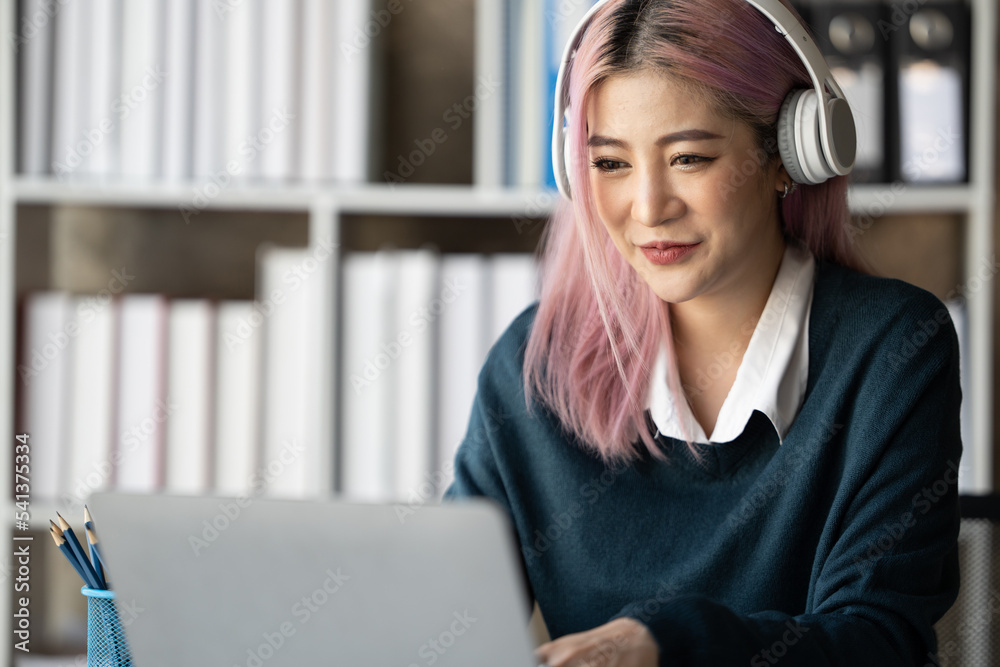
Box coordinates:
[535,616,659,667]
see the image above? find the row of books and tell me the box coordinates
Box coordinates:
[486,0,594,190]
[19,291,265,507]
[488,0,970,188]
[16,0,371,182]
[16,247,539,507]
[340,250,539,502]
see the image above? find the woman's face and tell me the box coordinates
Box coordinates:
[585,70,786,307]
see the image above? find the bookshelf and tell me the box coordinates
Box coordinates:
[0,0,996,663]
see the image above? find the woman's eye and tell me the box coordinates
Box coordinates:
[591,158,628,172]
[672,154,711,167]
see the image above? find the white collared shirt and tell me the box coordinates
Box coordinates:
[647,243,816,445]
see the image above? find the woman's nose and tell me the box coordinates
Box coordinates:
[630,168,683,227]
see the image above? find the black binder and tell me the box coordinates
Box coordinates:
[811,2,889,184]
[887,1,970,184]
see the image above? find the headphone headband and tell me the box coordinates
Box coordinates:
[553,0,857,199]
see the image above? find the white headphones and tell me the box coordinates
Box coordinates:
[552,0,857,200]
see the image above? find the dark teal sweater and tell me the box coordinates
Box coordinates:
[444,261,962,666]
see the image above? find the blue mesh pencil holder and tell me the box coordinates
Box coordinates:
[81,587,133,666]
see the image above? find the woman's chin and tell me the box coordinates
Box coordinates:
[648,284,699,305]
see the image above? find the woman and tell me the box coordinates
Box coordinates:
[445,1,961,665]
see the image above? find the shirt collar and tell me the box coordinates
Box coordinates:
[647,243,815,445]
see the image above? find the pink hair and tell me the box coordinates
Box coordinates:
[523,0,863,464]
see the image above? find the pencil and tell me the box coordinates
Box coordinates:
[83,507,107,588]
[54,513,103,590]
[48,524,90,586]
[84,520,107,589]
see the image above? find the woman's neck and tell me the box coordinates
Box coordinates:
[668,235,787,437]
[670,238,787,353]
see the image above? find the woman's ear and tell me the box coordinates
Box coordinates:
[774,162,791,196]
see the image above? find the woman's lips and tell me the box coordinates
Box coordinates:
[639,242,700,265]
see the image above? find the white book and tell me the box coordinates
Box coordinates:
[488,253,539,346]
[50,0,87,180]
[119,0,163,180]
[114,294,168,492]
[66,296,117,509]
[19,293,73,501]
[18,0,53,175]
[334,0,371,183]
[898,62,965,182]
[161,0,195,181]
[213,301,261,496]
[223,0,257,180]
[340,250,395,501]
[474,0,505,187]
[192,0,224,178]
[258,245,317,497]
[84,0,121,177]
[165,300,215,495]
[257,0,299,181]
[391,249,439,500]
[436,254,489,497]
[299,0,336,182]
[514,0,545,187]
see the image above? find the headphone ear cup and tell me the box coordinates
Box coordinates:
[777,88,836,186]
[777,89,810,185]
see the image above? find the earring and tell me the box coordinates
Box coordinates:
[779,181,797,199]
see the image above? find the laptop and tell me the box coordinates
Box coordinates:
[87,493,539,666]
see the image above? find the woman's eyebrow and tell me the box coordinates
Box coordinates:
[587,129,725,149]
